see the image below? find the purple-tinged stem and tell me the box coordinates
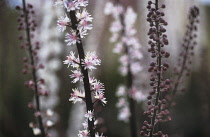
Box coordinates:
[22,0,45,136]
[149,0,161,136]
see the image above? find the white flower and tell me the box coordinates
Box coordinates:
[78,19,93,31]
[46,109,54,117]
[95,132,105,137]
[78,130,89,137]
[110,33,119,42]
[116,85,126,97]
[131,62,143,74]
[124,7,137,29]
[116,98,127,108]
[129,87,146,102]
[69,88,85,104]
[74,0,88,7]
[104,2,114,15]
[82,120,88,129]
[133,91,146,102]
[65,30,79,46]
[84,110,94,121]
[46,120,54,127]
[112,5,124,18]
[64,0,79,11]
[94,92,107,105]
[119,65,128,76]
[54,0,64,7]
[92,80,105,92]
[70,70,83,83]
[76,9,93,22]
[82,51,101,70]
[109,20,122,33]
[89,77,96,84]
[79,29,88,38]
[118,106,130,122]
[32,128,41,135]
[113,42,123,54]
[63,51,80,68]
[57,14,70,32]
[119,55,128,67]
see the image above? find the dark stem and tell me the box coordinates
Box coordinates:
[22,0,46,136]
[172,29,193,96]
[150,0,161,137]
[119,8,138,137]
[69,11,95,137]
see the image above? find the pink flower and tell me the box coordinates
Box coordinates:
[116,85,126,97]
[113,42,123,53]
[104,2,114,15]
[70,70,83,83]
[92,80,104,92]
[82,52,101,70]
[78,130,89,137]
[129,87,146,102]
[63,51,79,68]
[116,98,127,108]
[84,110,94,121]
[110,20,122,33]
[65,30,79,46]
[94,92,107,105]
[57,14,70,32]
[69,88,85,104]
[64,1,79,11]
[131,62,143,74]
[74,0,88,7]
[76,9,93,22]
[78,19,93,31]
[118,106,130,122]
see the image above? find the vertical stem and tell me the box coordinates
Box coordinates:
[69,11,95,137]
[119,9,138,137]
[150,0,161,136]
[172,29,193,96]
[22,0,45,136]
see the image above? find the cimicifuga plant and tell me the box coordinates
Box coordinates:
[104,1,146,137]
[54,0,106,137]
[140,1,171,137]
[16,1,55,136]
[170,6,199,106]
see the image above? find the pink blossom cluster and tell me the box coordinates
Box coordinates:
[104,2,146,122]
[78,110,104,137]
[55,0,106,136]
[55,0,106,105]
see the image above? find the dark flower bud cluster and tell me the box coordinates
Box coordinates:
[16,1,55,136]
[171,6,199,99]
[141,1,171,137]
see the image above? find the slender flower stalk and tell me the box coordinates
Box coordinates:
[19,1,46,136]
[15,1,57,136]
[55,1,106,137]
[70,10,95,137]
[140,1,171,137]
[170,6,199,106]
[105,1,145,137]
